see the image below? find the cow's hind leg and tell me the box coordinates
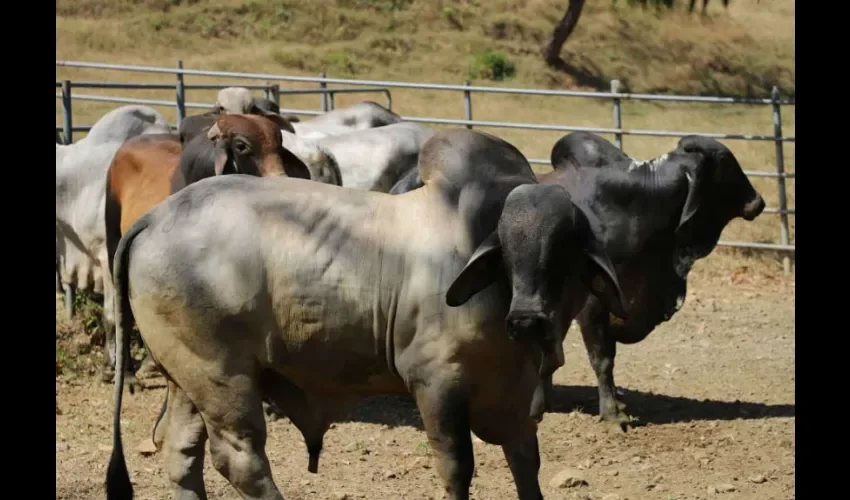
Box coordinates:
[192,372,284,500]
[163,385,209,500]
[152,380,174,451]
[413,382,474,500]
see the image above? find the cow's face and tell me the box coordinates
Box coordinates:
[207,114,311,180]
[669,136,766,277]
[445,183,628,352]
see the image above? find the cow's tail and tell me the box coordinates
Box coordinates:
[105,217,149,500]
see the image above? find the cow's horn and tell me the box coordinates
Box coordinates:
[207,123,222,140]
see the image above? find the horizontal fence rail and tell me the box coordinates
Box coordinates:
[55,60,795,264]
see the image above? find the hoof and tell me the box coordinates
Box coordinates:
[101,368,115,384]
[601,409,636,433]
[124,374,146,395]
[135,359,162,380]
[263,402,284,422]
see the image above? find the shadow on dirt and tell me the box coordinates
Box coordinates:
[545,385,795,425]
[338,384,795,430]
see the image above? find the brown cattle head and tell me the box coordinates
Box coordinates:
[206,114,311,180]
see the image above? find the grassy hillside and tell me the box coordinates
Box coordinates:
[56,0,794,95]
[56,0,795,277]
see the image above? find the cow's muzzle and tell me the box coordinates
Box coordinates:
[505,312,554,346]
[742,195,766,221]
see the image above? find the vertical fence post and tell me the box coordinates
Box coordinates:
[611,79,623,151]
[320,72,328,112]
[264,83,272,102]
[175,60,186,128]
[328,90,336,111]
[771,86,792,274]
[61,80,73,144]
[463,81,473,130]
[270,84,280,109]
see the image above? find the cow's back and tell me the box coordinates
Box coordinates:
[84,105,171,145]
[108,134,182,235]
[126,175,502,393]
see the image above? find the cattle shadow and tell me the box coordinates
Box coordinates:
[337,384,794,430]
[342,394,423,430]
[544,385,795,426]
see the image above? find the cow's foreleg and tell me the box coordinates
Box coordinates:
[414,383,474,500]
[101,324,143,393]
[579,306,633,432]
[502,428,544,500]
[469,367,543,500]
[136,352,162,379]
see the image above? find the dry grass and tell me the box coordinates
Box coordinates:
[56,0,795,278]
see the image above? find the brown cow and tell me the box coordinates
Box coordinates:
[178,86,300,144]
[103,113,312,387]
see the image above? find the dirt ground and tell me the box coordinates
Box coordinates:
[55,270,795,500]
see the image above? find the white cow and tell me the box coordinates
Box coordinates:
[291,100,402,139]
[56,105,171,329]
[281,122,435,192]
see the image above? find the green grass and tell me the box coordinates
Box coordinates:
[56,0,795,278]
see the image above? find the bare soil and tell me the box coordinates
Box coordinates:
[55,271,794,500]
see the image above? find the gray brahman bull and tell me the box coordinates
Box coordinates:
[106,128,628,500]
[531,132,766,430]
[281,122,434,191]
[56,105,171,322]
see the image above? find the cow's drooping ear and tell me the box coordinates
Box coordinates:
[676,146,715,230]
[446,231,503,307]
[213,143,232,176]
[677,170,701,229]
[573,204,628,320]
[278,146,312,180]
[207,122,223,141]
[264,113,296,134]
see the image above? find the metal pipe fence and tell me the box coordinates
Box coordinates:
[55,60,795,264]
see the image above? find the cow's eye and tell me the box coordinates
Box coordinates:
[233,139,250,154]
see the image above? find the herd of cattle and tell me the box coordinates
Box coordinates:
[54,86,766,500]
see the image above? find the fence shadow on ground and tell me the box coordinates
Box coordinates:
[334,384,795,431]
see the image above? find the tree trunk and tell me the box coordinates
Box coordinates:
[542,0,586,66]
